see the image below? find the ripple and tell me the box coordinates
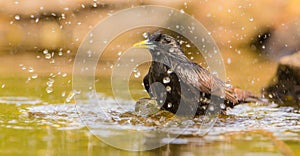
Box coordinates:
[25,104,83,130]
[20,96,300,146]
[0,96,42,105]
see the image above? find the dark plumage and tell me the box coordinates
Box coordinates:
[134,31,259,116]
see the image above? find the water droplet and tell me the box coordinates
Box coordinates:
[28,67,34,73]
[169,48,175,52]
[176,25,180,29]
[117,51,122,56]
[227,58,231,64]
[268,94,273,98]
[249,17,254,22]
[93,2,97,7]
[43,49,48,54]
[166,86,171,92]
[14,15,20,20]
[46,87,53,94]
[225,81,232,88]
[103,40,108,44]
[163,77,170,84]
[180,9,185,14]
[211,71,218,76]
[61,91,66,97]
[167,103,172,108]
[208,105,214,111]
[61,13,66,20]
[58,51,63,56]
[134,71,141,78]
[65,90,79,103]
[184,2,187,8]
[167,69,173,74]
[31,74,38,79]
[45,53,51,59]
[186,44,191,48]
[1,84,5,88]
[62,73,67,77]
[47,78,54,87]
[220,103,226,109]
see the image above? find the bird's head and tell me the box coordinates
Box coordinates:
[133,31,186,59]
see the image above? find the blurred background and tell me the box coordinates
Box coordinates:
[1,0,300,155]
[1,0,300,97]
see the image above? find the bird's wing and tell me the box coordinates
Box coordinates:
[175,62,240,103]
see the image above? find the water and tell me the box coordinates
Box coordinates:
[0,93,299,155]
[0,53,299,155]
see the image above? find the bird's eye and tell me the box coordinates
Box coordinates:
[153,34,162,42]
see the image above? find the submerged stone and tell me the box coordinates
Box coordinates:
[135,98,161,117]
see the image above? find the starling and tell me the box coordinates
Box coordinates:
[134,31,259,115]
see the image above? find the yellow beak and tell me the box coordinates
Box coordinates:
[133,40,152,48]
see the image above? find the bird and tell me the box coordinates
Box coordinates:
[133,31,260,116]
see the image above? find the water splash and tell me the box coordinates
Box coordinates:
[65,90,81,103]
